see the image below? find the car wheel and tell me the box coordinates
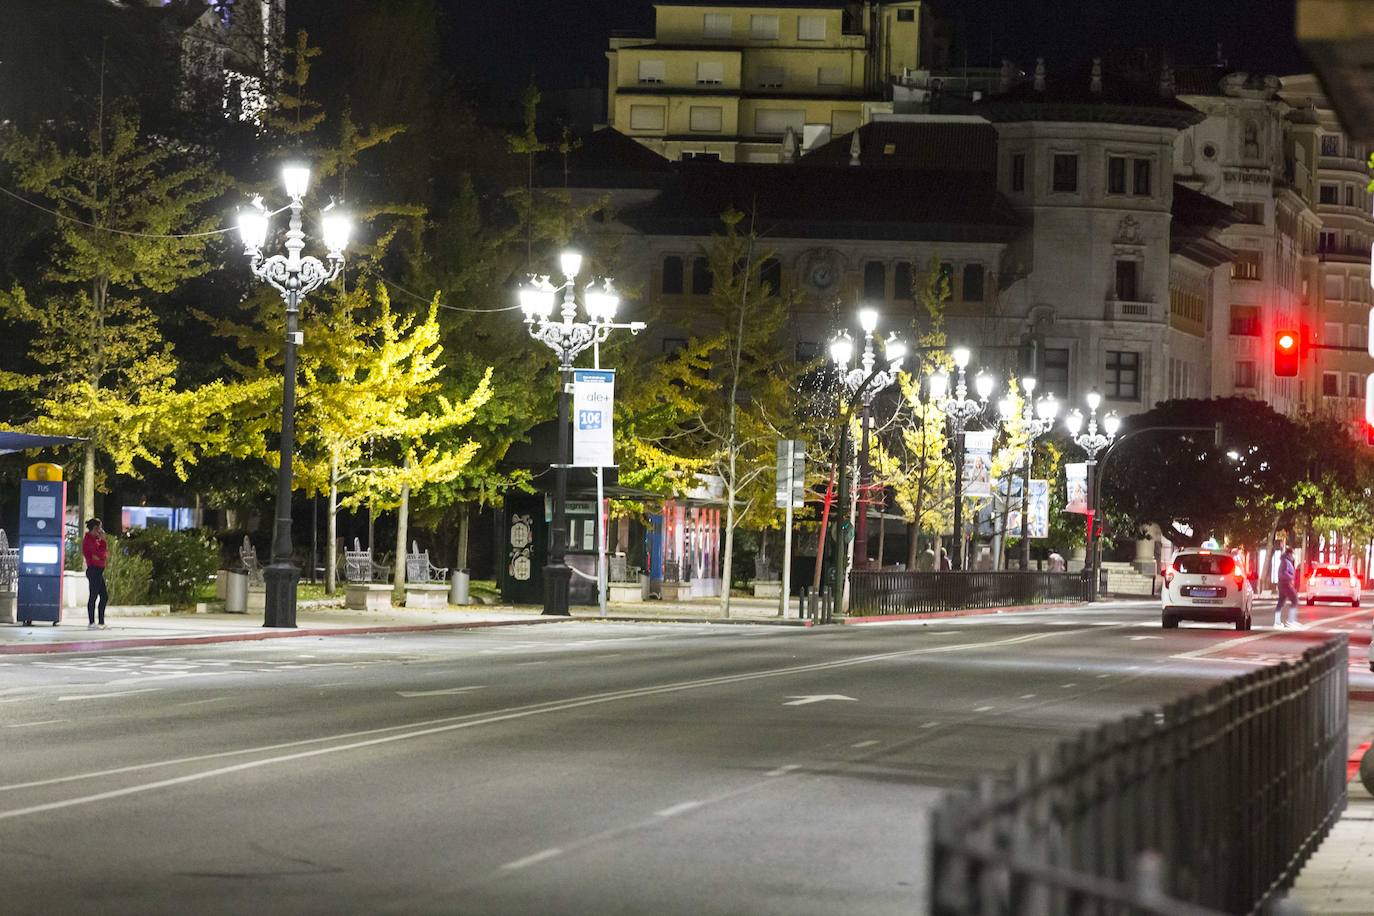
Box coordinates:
[1307,597,1315,606]
[1163,614,1179,629]
[1238,616,1252,631]
[1354,599,1361,607]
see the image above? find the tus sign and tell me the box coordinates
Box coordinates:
[573,369,615,467]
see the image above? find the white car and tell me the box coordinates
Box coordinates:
[1306,565,1361,607]
[1162,549,1254,631]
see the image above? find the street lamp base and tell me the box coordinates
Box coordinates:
[542,563,572,616]
[263,562,301,628]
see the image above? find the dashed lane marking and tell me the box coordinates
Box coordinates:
[56,688,161,702]
[851,740,880,748]
[396,686,484,698]
[501,849,563,871]
[655,801,703,818]
[5,720,67,728]
[765,764,802,777]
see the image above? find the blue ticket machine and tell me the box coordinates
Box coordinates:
[18,464,66,626]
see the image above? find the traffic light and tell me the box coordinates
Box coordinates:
[1274,329,1299,377]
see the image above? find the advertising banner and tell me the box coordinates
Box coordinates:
[1065,462,1089,514]
[572,369,615,467]
[1007,479,1051,538]
[963,430,994,498]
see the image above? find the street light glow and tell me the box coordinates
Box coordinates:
[928,371,949,401]
[829,333,854,367]
[1065,409,1084,436]
[281,163,310,200]
[974,370,995,401]
[320,208,351,256]
[1035,393,1060,421]
[858,307,879,333]
[560,250,583,279]
[1023,376,1037,395]
[1103,411,1121,437]
[884,336,907,364]
[998,396,1016,420]
[952,347,970,369]
[236,207,268,251]
[1086,389,1102,411]
[519,277,556,322]
[584,281,620,322]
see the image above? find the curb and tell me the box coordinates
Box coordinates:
[0,617,571,656]
[841,601,1089,625]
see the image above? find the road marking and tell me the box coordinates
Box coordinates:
[1060,683,1077,688]
[655,801,703,818]
[1019,694,1036,699]
[920,721,940,729]
[1170,607,1369,660]
[175,697,229,708]
[1129,636,1163,641]
[56,688,161,702]
[1097,673,1112,678]
[5,720,67,729]
[783,695,856,706]
[395,686,485,698]
[501,848,563,871]
[974,706,994,712]
[851,740,880,748]
[766,764,802,777]
[0,624,1115,819]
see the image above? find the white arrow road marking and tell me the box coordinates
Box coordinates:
[783,695,857,706]
[57,688,160,702]
[396,686,485,698]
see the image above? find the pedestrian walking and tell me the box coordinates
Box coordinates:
[1274,545,1300,629]
[1047,551,1066,572]
[939,548,951,571]
[82,518,109,629]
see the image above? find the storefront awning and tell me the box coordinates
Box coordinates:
[0,432,85,455]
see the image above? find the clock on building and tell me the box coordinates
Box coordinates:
[800,249,843,294]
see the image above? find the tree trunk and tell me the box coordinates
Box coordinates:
[81,440,97,531]
[456,503,471,572]
[906,521,919,570]
[876,511,886,569]
[1261,512,1280,594]
[720,472,736,618]
[325,455,339,595]
[393,477,411,603]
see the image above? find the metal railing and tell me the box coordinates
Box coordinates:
[849,570,1091,616]
[931,636,1350,915]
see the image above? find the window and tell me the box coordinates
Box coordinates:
[750,15,779,39]
[1234,201,1264,224]
[1107,156,1127,194]
[1349,374,1362,399]
[755,108,803,135]
[1229,305,1261,336]
[1042,348,1070,395]
[760,257,782,296]
[757,66,784,89]
[1176,554,1236,575]
[703,13,731,38]
[1320,230,1338,252]
[1351,325,1366,348]
[1322,135,1340,156]
[1010,153,1025,192]
[629,105,665,131]
[1346,185,1356,206]
[939,261,954,295]
[680,151,721,160]
[897,8,915,21]
[1105,351,1140,400]
[798,15,826,40]
[662,256,684,295]
[1132,158,1152,196]
[863,261,886,300]
[1324,322,1343,345]
[637,60,665,84]
[1231,250,1261,281]
[1322,372,1340,397]
[1052,153,1078,192]
[962,264,985,302]
[689,106,723,132]
[1234,360,1257,389]
[1319,184,1338,205]
[817,67,845,86]
[893,261,913,301]
[691,257,713,296]
[1114,259,1139,300]
[696,61,724,85]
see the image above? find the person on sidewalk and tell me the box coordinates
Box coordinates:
[1274,545,1300,629]
[82,518,109,629]
[938,548,952,571]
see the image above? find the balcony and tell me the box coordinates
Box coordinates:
[1318,244,1369,263]
[1105,299,1156,322]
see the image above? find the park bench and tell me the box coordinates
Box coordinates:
[240,536,265,587]
[405,541,448,585]
[344,538,391,584]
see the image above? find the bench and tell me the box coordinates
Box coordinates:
[405,541,449,585]
[344,538,391,584]
[240,536,265,587]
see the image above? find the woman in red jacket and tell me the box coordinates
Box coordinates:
[81,518,109,629]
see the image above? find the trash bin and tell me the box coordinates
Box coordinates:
[449,569,470,606]
[225,570,249,614]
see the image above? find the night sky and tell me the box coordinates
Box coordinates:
[439,0,1307,92]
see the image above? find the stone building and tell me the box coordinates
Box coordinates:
[173,0,286,125]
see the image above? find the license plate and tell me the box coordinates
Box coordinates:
[1326,580,1343,587]
[1192,598,1223,604]
[1189,587,1223,597]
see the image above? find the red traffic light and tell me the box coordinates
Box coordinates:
[1274,329,1299,377]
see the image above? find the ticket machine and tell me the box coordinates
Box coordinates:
[17,463,66,626]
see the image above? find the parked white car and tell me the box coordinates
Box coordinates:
[1306,565,1361,607]
[1162,549,1254,631]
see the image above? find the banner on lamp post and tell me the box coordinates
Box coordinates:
[1007,479,1051,538]
[1065,462,1088,514]
[572,369,615,468]
[963,430,994,498]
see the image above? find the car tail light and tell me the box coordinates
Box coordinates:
[1234,573,1245,590]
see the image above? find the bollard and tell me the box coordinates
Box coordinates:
[449,569,470,606]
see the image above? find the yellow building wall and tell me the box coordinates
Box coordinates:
[738,98,864,139]
[616,48,742,90]
[653,5,860,48]
[615,93,742,138]
[741,47,867,96]
[877,2,924,78]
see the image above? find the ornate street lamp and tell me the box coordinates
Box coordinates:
[237,163,350,628]
[833,307,906,569]
[998,377,1060,570]
[827,319,905,615]
[928,347,997,570]
[518,250,644,616]
[1064,390,1120,599]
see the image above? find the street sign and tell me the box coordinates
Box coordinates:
[775,439,806,509]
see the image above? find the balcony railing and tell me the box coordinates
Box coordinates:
[1106,298,1156,322]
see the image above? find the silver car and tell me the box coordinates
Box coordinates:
[1306,565,1361,607]
[1162,549,1254,631]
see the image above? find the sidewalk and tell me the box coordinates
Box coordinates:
[1287,767,1374,914]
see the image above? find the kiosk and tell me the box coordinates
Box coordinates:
[18,463,66,626]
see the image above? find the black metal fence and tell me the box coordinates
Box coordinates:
[930,635,1350,915]
[848,570,1091,616]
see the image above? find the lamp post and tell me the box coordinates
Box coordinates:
[518,251,644,617]
[827,325,905,615]
[237,163,350,628]
[928,348,996,570]
[1064,390,1120,600]
[997,378,1060,570]
[834,307,905,569]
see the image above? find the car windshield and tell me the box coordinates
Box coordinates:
[1315,567,1351,578]
[1175,554,1235,575]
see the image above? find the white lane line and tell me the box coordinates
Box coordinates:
[655,801,703,818]
[851,740,880,749]
[1019,694,1037,699]
[1060,683,1077,688]
[501,848,563,871]
[395,686,485,698]
[765,764,802,777]
[1129,636,1163,641]
[174,697,229,708]
[57,688,161,702]
[1097,673,1112,678]
[1170,607,1370,659]
[974,706,994,713]
[5,720,67,729]
[0,624,1114,817]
